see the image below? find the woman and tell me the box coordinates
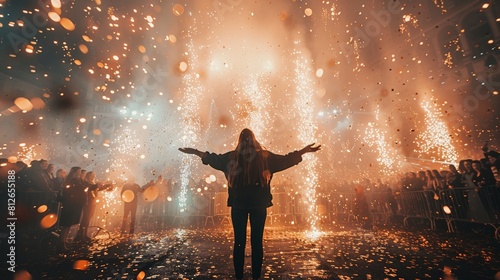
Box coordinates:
[58,166,87,250]
[77,171,100,242]
[179,128,320,280]
[424,170,435,190]
[446,164,465,188]
[471,160,496,187]
[431,169,445,191]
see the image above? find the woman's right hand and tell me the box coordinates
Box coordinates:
[178,147,205,157]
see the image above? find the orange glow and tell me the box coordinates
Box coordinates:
[40,214,58,229]
[60,18,75,31]
[72,260,90,270]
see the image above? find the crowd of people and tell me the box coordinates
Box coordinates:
[399,149,499,191]
[0,158,169,251]
[1,145,499,251]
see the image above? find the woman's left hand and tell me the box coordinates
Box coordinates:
[178,147,198,154]
[300,143,321,154]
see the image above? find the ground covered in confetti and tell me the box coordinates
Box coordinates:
[7,221,500,280]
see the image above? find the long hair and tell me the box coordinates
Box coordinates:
[228,129,270,188]
[62,166,81,187]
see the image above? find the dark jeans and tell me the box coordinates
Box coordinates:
[231,207,267,279]
[121,202,138,234]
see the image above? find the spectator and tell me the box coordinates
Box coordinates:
[405,172,425,191]
[76,171,101,242]
[425,170,435,190]
[446,164,465,188]
[58,167,87,251]
[45,163,55,180]
[120,177,146,235]
[19,160,53,192]
[486,151,500,185]
[417,171,428,187]
[471,160,496,187]
[53,168,67,192]
[354,185,372,229]
[80,169,87,181]
[461,159,475,187]
[431,170,445,190]
[386,187,398,215]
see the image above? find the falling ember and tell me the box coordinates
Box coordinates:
[51,0,62,9]
[136,271,146,280]
[179,61,188,72]
[37,205,48,213]
[72,260,90,270]
[143,186,159,202]
[79,44,89,54]
[59,18,75,31]
[82,35,91,42]
[48,12,61,22]
[14,97,33,111]
[168,34,177,43]
[122,190,135,202]
[40,214,58,229]
[13,270,32,280]
[25,45,34,54]
[172,4,185,16]
[315,68,324,78]
[30,97,45,110]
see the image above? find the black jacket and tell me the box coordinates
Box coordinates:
[202,150,302,209]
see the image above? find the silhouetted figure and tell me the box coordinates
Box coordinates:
[485,151,500,185]
[431,169,445,191]
[354,185,372,229]
[120,177,145,235]
[461,159,475,183]
[53,168,67,192]
[179,128,320,280]
[77,171,110,242]
[386,187,398,215]
[446,164,465,188]
[58,167,87,250]
[18,160,53,192]
[471,160,496,187]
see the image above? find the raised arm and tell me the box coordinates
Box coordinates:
[268,143,321,173]
[298,143,321,156]
[178,147,205,158]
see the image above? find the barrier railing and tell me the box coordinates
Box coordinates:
[437,186,500,238]
[368,191,395,224]
[396,190,439,229]
[10,187,500,239]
